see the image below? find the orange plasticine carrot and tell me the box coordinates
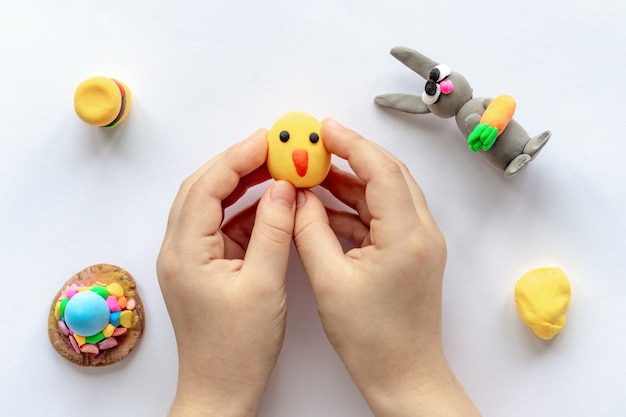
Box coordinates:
[480,94,516,134]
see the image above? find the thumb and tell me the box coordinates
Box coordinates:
[242,180,296,283]
[294,190,346,287]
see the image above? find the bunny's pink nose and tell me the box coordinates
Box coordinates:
[440,79,454,94]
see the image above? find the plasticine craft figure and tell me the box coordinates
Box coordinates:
[267,111,331,188]
[74,76,132,128]
[375,46,551,177]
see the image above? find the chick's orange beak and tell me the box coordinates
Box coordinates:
[292,148,309,177]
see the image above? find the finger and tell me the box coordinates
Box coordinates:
[321,165,371,225]
[294,189,348,283]
[366,140,438,227]
[222,200,259,254]
[323,156,434,233]
[320,118,421,247]
[326,208,370,247]
[222,165,271,209]
[163,129,268,244]
[241,181,296,286]
[173,129,268,250]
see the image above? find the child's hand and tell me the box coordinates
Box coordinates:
[294,119,480,417]
[157,129,296,417]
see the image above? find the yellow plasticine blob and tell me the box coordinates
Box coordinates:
[514,267,571,340]
[119,310,137,328]
[102,323,116,338]
[106,282,124,297]
[55,301,61,321]
[267,112,331,188]
[73,333,86,347]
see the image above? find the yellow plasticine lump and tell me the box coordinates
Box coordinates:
[267,112,331,188]
[515,267,571,340]
[106,282,125,297]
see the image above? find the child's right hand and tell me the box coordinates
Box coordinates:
[293,118,481,417]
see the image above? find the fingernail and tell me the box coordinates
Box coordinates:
[324,118,346,130]
[296,190,306,207]
[270,181,296,208]
[250,128,267,139]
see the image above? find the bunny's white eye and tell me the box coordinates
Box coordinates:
[422,89,440,105]
[429,64,451,82]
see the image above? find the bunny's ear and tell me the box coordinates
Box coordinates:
[374,93,431,114]
[390,46,439,80]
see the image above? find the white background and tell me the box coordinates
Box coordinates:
[1,1,625,416]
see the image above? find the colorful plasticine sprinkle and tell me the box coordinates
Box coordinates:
[106,282,124,297]
[69,335,80,353]
[80,344,99,355]
[98,337,118,350]
[110,311,121,327]
[65,285,78,299]
[112,327,127,337]
[86,332,106,345]
[55,301,62,321]
[119,310,136,328]
[103,323,116,338]
[73,333,86,347]
[106,295,121,312]
[60,298,69,317]
[58,320,70,336]
[91,285,109,299]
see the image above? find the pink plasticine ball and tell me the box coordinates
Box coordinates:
[440,79,454,94]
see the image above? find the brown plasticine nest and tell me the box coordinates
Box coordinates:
[48,264,145,366]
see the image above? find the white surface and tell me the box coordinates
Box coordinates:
[1,1,625,415]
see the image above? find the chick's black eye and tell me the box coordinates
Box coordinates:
[309,132,319,144]
[279,131,290,142]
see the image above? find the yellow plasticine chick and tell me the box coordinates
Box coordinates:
[514,267,571,340]
[267,112,331,188]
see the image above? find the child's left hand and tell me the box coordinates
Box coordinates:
[157,129,297,417]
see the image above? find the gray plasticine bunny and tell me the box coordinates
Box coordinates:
[375,46,551,177]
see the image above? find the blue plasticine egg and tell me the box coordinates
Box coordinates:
[64,291,111,336]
